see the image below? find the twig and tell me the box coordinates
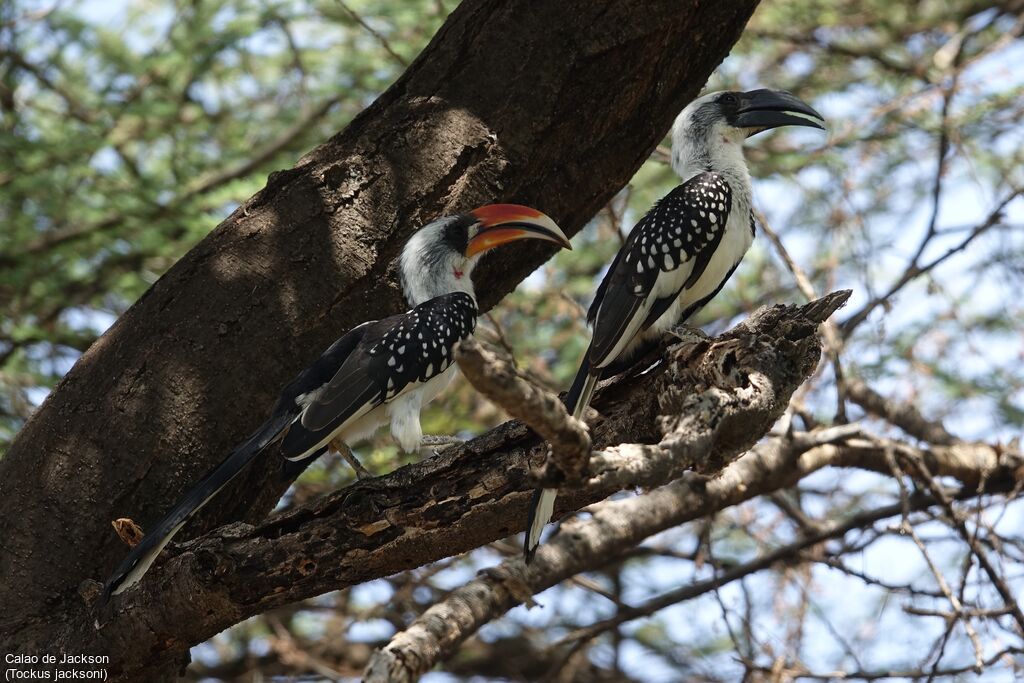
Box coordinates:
[845,376,956,445]
[901,516,986,666]
[757,210,849,421]
[903,455,1024,635]
[746,647,1023,681]
[841,187,1023,335]
[904,605,1015,620]
[556,496,930,649]
[335,0,409,67]
[456,337,591,482]
[4,97,339,261]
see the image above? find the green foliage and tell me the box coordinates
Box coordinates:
[0,0,454,450]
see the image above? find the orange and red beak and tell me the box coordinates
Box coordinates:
[464,204,572,258]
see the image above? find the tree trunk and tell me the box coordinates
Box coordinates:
[0,0,760,679]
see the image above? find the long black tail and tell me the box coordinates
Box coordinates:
[280,445,329,480]
[562,356,593,415]
[99,413,290,605]
[524,357,597,563]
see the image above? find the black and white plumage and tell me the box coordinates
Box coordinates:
[585,174,734,368]
[278,291,479,465]
[524,89,825,561]
[101,205,571,603]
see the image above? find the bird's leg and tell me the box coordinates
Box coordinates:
[330,437,374,480]
[667,323,710,345]
[420,434,465,455]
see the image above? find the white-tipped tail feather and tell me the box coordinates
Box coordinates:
[525,487,557,562]
[99,413,290,605]
[523,372,597,562]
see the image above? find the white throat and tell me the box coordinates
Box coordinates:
[671,118,753,203]
[669,103,757,265]
[399,219,478,307]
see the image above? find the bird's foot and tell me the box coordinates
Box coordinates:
[330,437,374,480]
[667,323,709,344]
[421,434,464,455]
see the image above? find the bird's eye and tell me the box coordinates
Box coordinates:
[720,93,739,106]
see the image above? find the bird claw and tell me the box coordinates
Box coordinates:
[421,434,464,455]
[668,323,709,344]
[330,437,374,480]
[349,461,374,481]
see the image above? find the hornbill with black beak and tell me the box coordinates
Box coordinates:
[524,89,825,561]
[101,205,571,602]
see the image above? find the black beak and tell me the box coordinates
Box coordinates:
[733,89,825,135]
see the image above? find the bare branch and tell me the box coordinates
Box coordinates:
[748,647,1023,681]
[756,209,849,420]
[457,337,591,481]
[557,496,937,648]
[845,376,956,445]
[904,455,1024,634]
[841,187,1023,335]
[364,422,1022,680]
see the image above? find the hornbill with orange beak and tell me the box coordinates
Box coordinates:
[524,89,826,561]
[101,205,571,602]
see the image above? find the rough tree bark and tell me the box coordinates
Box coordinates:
[0,0,761,678]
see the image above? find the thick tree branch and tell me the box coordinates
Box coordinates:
[456,337,591,481]
[362,291,853,680]
[829,435,1023,490]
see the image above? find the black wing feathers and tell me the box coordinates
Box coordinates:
[587,265,653,366]
[586,173,732,367]
[587,248,623,327]
[272,323,370,417]
[281,293,477,457]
